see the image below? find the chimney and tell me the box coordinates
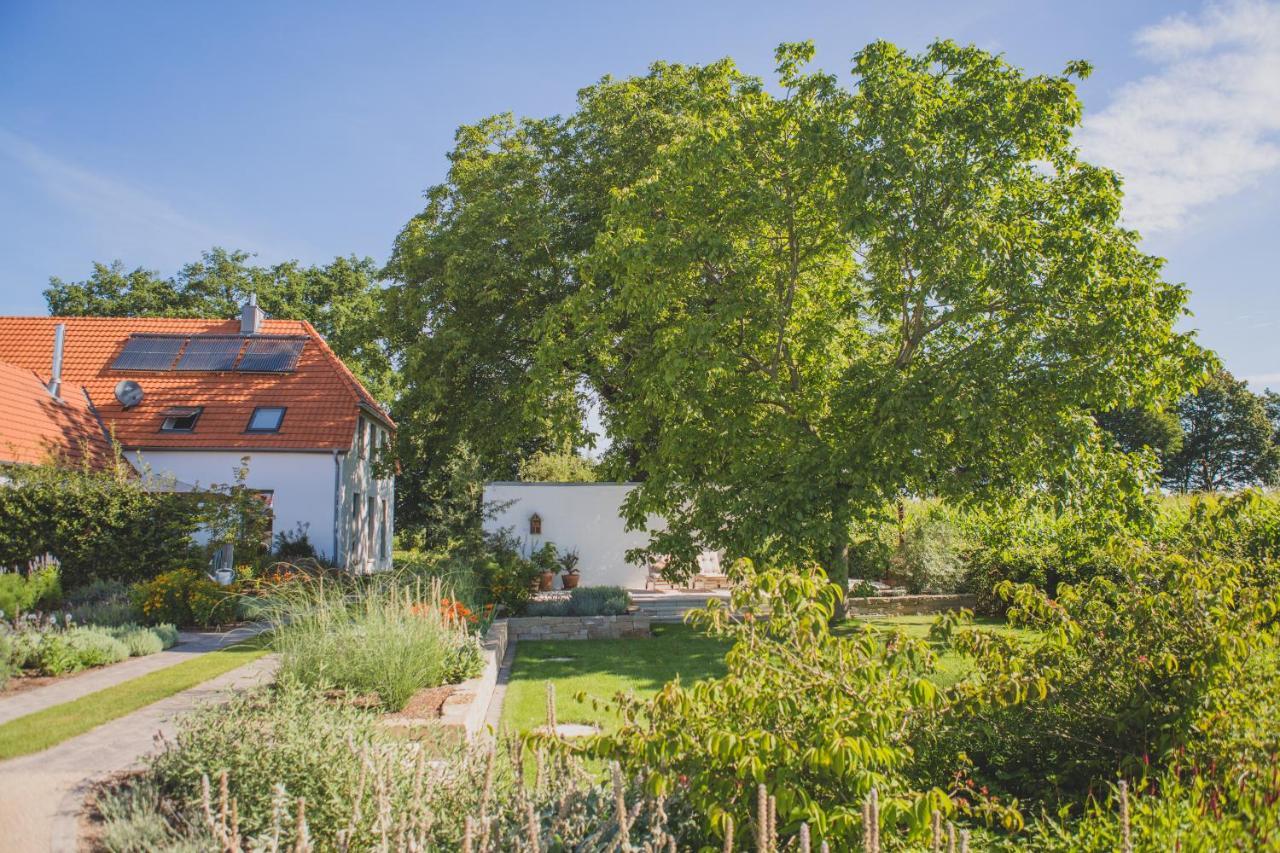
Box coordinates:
[48,323,65,398]
[240,293,265,335]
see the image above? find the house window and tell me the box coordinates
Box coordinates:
[246,406,286,432]
[366,495,376,561]
[160,407,202,432]
[379,498,388,562]
[351,491,362,565]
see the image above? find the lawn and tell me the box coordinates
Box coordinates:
[0,634,271,760]
[501,615,1031,735]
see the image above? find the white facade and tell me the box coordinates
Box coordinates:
[128,413,393,571]
[482,482,658,589]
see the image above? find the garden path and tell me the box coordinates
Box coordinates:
[0,624,266,726]
[0,654,277,852]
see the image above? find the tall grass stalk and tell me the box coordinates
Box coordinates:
[263,573,482,710]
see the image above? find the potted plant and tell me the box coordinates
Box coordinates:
[532,542,559,592]
[558,548,581,590]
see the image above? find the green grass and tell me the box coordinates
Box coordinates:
[0,634,271,760]
[501,616,1034,735]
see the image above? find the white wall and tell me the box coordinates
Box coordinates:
[482,482,659,589]
[128,449,340,561]
[335,414,395,573]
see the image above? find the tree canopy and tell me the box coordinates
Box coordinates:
[389,40,1206,580]
[45,247,395,401]
[1163,371,1280,492]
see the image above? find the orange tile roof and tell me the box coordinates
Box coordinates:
[0,360,116,470]
[0,317,393,452]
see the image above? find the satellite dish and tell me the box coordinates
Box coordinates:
[114,380,144,408]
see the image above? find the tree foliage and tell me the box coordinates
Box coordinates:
[517,449,598,483]
[1162,370,1280,492]
[44,247,395,401]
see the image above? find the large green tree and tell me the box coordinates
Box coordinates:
[45,248,395,401]
[1163,371,1280,492]
[387,41,1205,576]
[558,41,1203,593]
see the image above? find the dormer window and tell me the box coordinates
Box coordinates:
[160,406,202,432]
[246,406,286,433]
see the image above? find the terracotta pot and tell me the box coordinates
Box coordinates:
[561,572,580,590]
[538,571,555,592]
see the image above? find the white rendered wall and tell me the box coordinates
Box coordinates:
[481,482,659,589]
[127,449,340,561]
[335,415,395,573]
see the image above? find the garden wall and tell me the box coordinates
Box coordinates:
[845,594,977,616]
[506,612,652,641]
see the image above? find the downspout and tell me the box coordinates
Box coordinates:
[332,450,342,569]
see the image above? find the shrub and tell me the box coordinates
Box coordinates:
[10,623,130,674]
[109,625,166,657]
[149,623,180,649]
[132,570,234,627]
[0,460,202,589]
[95,775,207,853]
[892,513,966,594]
[271,523,316,562]
[66,627,130,668]
[266,576,483,710]
[0,563,63,619]
[67,578,141,627]
[923,545,1280,809]
[571,561,965,849]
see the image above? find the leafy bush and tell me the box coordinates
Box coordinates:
[271,523,316,562]
[66,578,140,627]
[149,623,180,648]
[0,460,202,589]
[132,570,234,627]
[95,775,206,853]
[0,563,63,619]
[892,513,966,594]
[923,544,1280,810]
[265,576,483,710]
[474,530,539,614]
[109,625,166,657]
[572,562,963,849]
[8,622,131,674]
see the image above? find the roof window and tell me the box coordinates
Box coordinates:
[159,406,202,432]
[246,406,286,433]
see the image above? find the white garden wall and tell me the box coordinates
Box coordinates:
[482,482,659,589]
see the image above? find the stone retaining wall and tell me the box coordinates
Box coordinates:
[434,620,507,741]
[845,594,977,616]
[506,612,652,641]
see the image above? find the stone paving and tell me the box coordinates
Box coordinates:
[0,654,277,852]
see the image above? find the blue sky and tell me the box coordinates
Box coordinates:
[1,1,1277,388]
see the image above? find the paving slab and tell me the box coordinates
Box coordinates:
[0,624,267,726]
[0,654,277,852]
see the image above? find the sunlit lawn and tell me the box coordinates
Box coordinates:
[501,615,1032,735]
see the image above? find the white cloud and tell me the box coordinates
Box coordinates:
[0,127,257,266]
[1078,0,1280,233]
[1244,371,1280,389]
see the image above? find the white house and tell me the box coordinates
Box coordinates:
[0,300,394,571]
[482,482,724,589]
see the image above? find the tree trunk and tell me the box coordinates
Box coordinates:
[827,540,850,623]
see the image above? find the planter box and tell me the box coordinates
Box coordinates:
[845,593,977,616]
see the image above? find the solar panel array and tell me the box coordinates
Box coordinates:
[176,337,243,371]
[110,334,305,373]
[238,338,305,373]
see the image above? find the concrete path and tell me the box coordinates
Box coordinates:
[0,624,267,726]
[0,654,277,852]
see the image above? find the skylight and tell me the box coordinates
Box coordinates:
[160,406,202,432]
[246,406,286,432]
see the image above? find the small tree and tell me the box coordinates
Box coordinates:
[517,449,598,483]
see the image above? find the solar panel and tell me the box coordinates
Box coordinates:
[110,336,186,371]
[176,336,243,371]
[236,338,305,372]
